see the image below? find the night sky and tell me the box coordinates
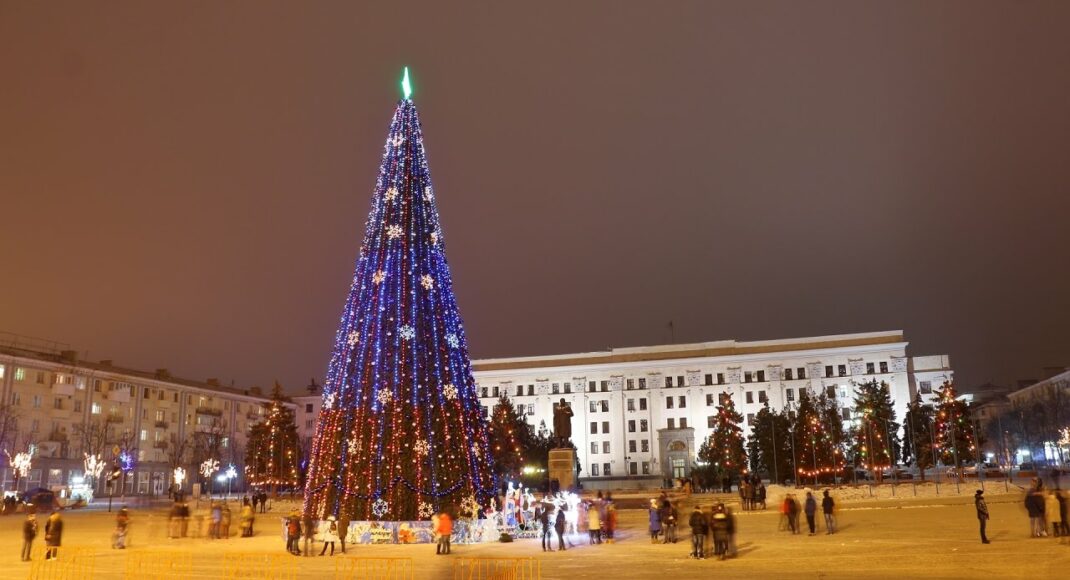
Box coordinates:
[2,2,1068,395]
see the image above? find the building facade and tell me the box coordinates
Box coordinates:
[0,337,273,496]
[470,331,953,490]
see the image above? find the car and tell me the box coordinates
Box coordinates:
[881,469,914,480]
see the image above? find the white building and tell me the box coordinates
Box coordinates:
[471,330,952,490]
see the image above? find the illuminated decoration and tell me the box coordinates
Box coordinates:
[420,274,435,290]
[698,392,748,480]
[401,66,413,99]
[417,501,435,519]
[372,498,390,519]
[413,439,430,457]
[459,495,481,518]
[347,331,361,347]
[246,383,301,494]
[9,451,33,479]
[429,231,439,245]
[119,450,136,474]
[84,453,105,484]
[385,187,399,202]
[849,379,901,480]
[933,380,977,468]
[791,389,846,484]
[303,69,495,521]
[173,467,187,488]
[200,458,220,480]
[486,395,535,480]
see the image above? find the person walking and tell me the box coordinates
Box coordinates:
[220,503,232,539]
[1046,490,1062,538]
[285,512,302,555]
[537,503,553,551]
[662,500,678,544]
[319,516,338,556]
[113,507,130,549]
[804,492,818,536]
[604,501,617,544]
[240,500,255,537]
[689,506,706,559]
[587,502,602,544]
[1026,487,1045,537]
[711,504,730,560]
[44,512,63,560]
[648,499,662,543]
[822,490,836,534]
[21,513,37,561]
[554,506,567,551]
[302,512,315,556]
[1058,488,1070,537]
[975,489,991,544]
[338,513,350,553]
[435,511,453,555]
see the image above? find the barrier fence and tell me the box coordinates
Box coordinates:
[451,557,541,580]
[27,547,96,580]
[333,556,414,580]
[123,550,193,580]
[221,552,298,580]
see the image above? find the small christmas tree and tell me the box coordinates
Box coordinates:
[902,394,936,480]
[746,404,792,485]
[933,381,977,469]
[849,379,900,482]
[246,382,300,496]
[487,395,535,481]
[699,392,748,482]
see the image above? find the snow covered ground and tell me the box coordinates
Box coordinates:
[1,491,1067,579]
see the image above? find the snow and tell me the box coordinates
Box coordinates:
[0,491,1066,579]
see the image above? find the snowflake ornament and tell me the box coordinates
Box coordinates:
[471,444,482,458]
[376,390,393,405]
[386,224,403,239]
[346,330,360,347]
[391,133,405,148]
[442,383,458,400]
[417,501,435,520]
[459,495,481,518]
[423,186,434,202]
[323,392,337,410]
[445,334,460,349]
[420,274,435,290]
[372,498,390,518]
[347,438,360,456]
[429,231,439,245]
[372,270,386,285]
[413,439,430,457]
[399,325,415,341]
[384,187,399,202]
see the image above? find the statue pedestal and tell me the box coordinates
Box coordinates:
[548,448,576,492]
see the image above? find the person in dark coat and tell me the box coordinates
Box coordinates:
[661,500,678,544]
[44,512,63,560]
[688,506,706,559]
[804,492,818,535]
[975,489,990,544]
[536,502,553,551]
[21,513,37,561]
[710,504,730,560]
[785,494,799,534]
[822,490,836,534]
[1026,488,1045,537]
[554,506,567,551]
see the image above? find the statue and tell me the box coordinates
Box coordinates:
[552,398,573,447]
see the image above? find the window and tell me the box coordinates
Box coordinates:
[787,388,795,401]
[305,419,313,428]
[600,381,609,392]
[678,396,686,408]
[628,420,636,432]
[706,394,714,406]
[36,371,45,384]
[717,373,725,385]
[626,379,634,390]
[747,413,755,424]
[515,404,525,415]
[677,376,684,387]
[758,391,767,403]
[590,422,598,435]
[827,385,837,398]
[591,464,599,476]
[603,463,611,476]
[756,371,765,382]
[665,377,672,388]
[866,363,875,374]
[74,400,82,413]
[564,382,572,394]
[638,378,647,390]
[627,399,635,412]
[744,372,753,383]
[880,361,888,373]
[784,368,793,380]
[31,419,39,432]
[481,387,488,398]
[528,385,535,396]
[667,418,675,429]
[602,421,609,434]
[838,365,847,377]
[639,398,648,411]
[305,403,313,413]
[704,374,713,385]
[825,365,834,378]
[590,401,598,413]
[174,392,179,402]
[591,442,598,454]
[91,402,101,414]
[602,442,610,454]
[144,388,151,399]
[53,398,62,410]
[629,440,637,453]
[640,419,648,432]
[798,367,806,379]
[666,396,674,409]
[745,392,753,404]
[492,386,499,397]
[10,392,19,405]
[15,368,26,381]
[588,381,596,393]
[641,440,650,453]
[680,418,688,428]
[919,381,932,395]
[32,395,41,408]
[707,415,716,428]
[630,462,638,475]
[140,429,147,441]
[516,385,523,396]
[159,390,166,400]
[551,383,559,395]
[642,461,651,475]
[601,401,609,412]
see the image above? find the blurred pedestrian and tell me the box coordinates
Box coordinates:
[688,506,706,559]
[662,500,678,544]
[587,502,602,544]
[604,501,617,544]
[221,503,232,538]
[21,512,37,561]
[822,490,836,534]
[804,492,818,535]
[554,505,567,551]
[285,511,301,555]
[536,502,552,551]
[648,499,662,543]
[302,512,315,556]
[112,507,130,549]
[319,515,338,556]
[240,500,254,537]
[435,511,453,555]
[44,512,62,560]
[1026,487,1046,537]
[975,489,990,544]
[338,512,349,553]
[1046,490,1062,538]
[710,504,730,560]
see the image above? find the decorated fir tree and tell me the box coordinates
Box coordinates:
[487,395,535,481]
[699,392,748,482]
[902,394,936,480]
[303,69,495,521]
[246,382,300,495]
[746,404,792,484]
[848,379,900,482]
[933,381,977,469]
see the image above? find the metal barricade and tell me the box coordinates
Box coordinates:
[451,557,541,580]
[334,556,414,580]
[221,552,298,580]
[27,546,96,580]
[124,550,193,579]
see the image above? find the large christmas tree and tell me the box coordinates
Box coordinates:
[303,69,495,521]
[933,381,977,469]
[698,392,748,481]
[246,382,300,495]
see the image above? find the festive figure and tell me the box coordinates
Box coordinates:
[303,69,495,521]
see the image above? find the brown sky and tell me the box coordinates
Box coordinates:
[2,1,1068,395]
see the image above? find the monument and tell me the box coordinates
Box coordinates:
[548,398,577,491]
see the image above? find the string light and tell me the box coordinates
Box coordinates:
[303,69,495,521]
[247,384,300,491]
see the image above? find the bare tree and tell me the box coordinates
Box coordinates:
[0,403,20,456]
[72,418,111,459]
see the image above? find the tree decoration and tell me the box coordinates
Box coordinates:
[418,501,435,519]
[302,69,495,521]
[849,379,901,482]
[699,392,748,482]
[246,382,301,495]
[933,380,977,468]
[372,498,390,518]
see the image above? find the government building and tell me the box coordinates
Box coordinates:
[470,330,953,490]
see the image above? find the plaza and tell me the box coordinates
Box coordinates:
[2,484,1067,579]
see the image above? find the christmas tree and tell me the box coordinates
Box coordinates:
[303,69,495,521]
[848,379,900,482]
[246,382,301,495]
[746,403,792,484]
[902,394,936,480]
[487,395,536,481]
[933,381,977,469]
[699,392,748,482]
